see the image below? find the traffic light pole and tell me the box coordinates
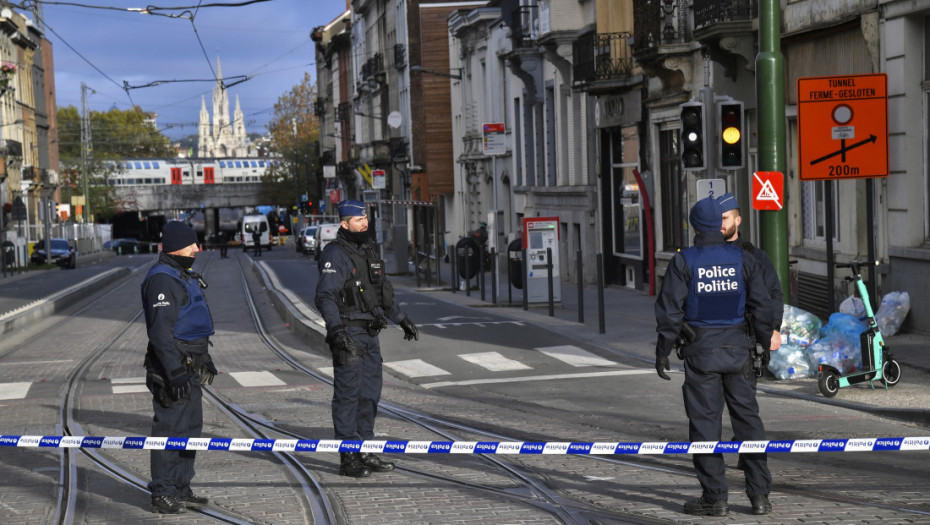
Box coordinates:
[756,0,790,299]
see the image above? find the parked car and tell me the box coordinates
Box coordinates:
[107,238,142,255]
[314,223,340,261]
[297,226,318,255]
[31,238,77,269]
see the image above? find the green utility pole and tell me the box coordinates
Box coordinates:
[755,0,790,299]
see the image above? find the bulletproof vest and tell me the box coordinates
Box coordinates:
[145,264,215,340]
[680,244,746,327]
[332,238,394,316]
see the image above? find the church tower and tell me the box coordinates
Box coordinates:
[196,56,249,158]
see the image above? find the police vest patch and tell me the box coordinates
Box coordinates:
[695,264,740,293]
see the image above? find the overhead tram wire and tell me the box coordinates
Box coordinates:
[34,13,136,107]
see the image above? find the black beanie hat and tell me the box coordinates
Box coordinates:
[689,197,722,233]
[161,221,198,253]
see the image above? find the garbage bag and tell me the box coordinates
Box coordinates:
[875,291,910,337]
[767,342,814,380]
[780,304,822,348]
[806,313,867,373]
[839,295,866,320]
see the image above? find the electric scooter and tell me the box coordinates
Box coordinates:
[817,260,902,397]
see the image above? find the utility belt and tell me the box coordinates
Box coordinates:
[673,322,747,359]
[344,317,387,337]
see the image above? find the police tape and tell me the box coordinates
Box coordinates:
[2,436,930,454]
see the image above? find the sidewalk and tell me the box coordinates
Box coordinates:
[392,256,930,425]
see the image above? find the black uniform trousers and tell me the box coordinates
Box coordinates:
[332,327,382,440]
[682,346,771,501]
[148,376,203,498]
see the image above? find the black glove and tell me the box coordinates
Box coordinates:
[760,346,771,371]
[655,356,671,380]
[200,361,218,386]
[168,371,191,400]
[330,329,362,366]
[399,318,419,341]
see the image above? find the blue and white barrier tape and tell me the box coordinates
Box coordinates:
[2,436,929,454]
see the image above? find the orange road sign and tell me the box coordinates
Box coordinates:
[797,73,888,180]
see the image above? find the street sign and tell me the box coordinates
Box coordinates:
[696,178,726,201]
[798,73,888,180]
[372,169,386,189]
[752,171,784,211]
[482,123,506,156]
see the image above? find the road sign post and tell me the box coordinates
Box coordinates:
[798,73,888,180]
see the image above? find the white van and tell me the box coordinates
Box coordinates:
[241,214,271,252]
[314,222,340,260]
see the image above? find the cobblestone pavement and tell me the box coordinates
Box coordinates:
[0,250,929,524]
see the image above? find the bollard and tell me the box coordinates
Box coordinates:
[522,248,528,311]
[577,249,584,324]
[506,248,512,306]
[464,250,471,297]
[547,247,554,317]
[451,246,457,294]
[597,253,605,334]
[415,247,421,288]
[490,247,497,305]
[479,246,485,301]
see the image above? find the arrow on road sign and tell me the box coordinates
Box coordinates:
[810,135,877,165]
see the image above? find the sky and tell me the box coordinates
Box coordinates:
[40,0,350,141]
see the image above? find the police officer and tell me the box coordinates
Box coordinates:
[654,197,775,517]
[314,200,419,478]
[142,221,217,514]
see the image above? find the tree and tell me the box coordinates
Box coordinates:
[57,105,173,222]
[264,72,321,217]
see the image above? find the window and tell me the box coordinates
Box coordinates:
[219,161,226,168]
[134,162,142,169]
[235,161,242,168]
[259,161,265,167]
[801,180,839,243]
[251,161,258,167]
[145,178,152,184]
[660,128,688,251]
[143,162,151,169]
[152,162,160,169]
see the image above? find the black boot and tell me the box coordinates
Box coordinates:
[150,495,185,514]
[339,452,372,478]
[361,452,395,472]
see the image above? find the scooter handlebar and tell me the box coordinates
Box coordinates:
[835,260,879,270]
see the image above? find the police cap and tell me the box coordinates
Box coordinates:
[337,200,367,218]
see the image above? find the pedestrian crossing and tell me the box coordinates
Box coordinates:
[0,345,646,400]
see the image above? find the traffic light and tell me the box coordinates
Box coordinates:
[718,100,745,169]
[679,102,706,171]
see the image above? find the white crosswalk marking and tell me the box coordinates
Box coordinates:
[0,382,31,400]
[229,371,287,387]
[459,352,532,372]
[384,359,451,378]
[537,345,617,367]
[110,377,149,394]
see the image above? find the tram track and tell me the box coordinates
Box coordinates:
[236,254,675,525]
[37,254,332,524]
[244,255,930,523]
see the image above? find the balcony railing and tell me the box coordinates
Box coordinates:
[633,0,688,53]
[360,52,384,79]
[394,44,406,69]
[693,0,756,30]
[574,31,635,84]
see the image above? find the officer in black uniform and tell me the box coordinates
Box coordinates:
[654,197,775,517]
[314,200,419,478]
[142,221,217,514]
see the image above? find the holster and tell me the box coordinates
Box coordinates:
[674,322,698,360]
